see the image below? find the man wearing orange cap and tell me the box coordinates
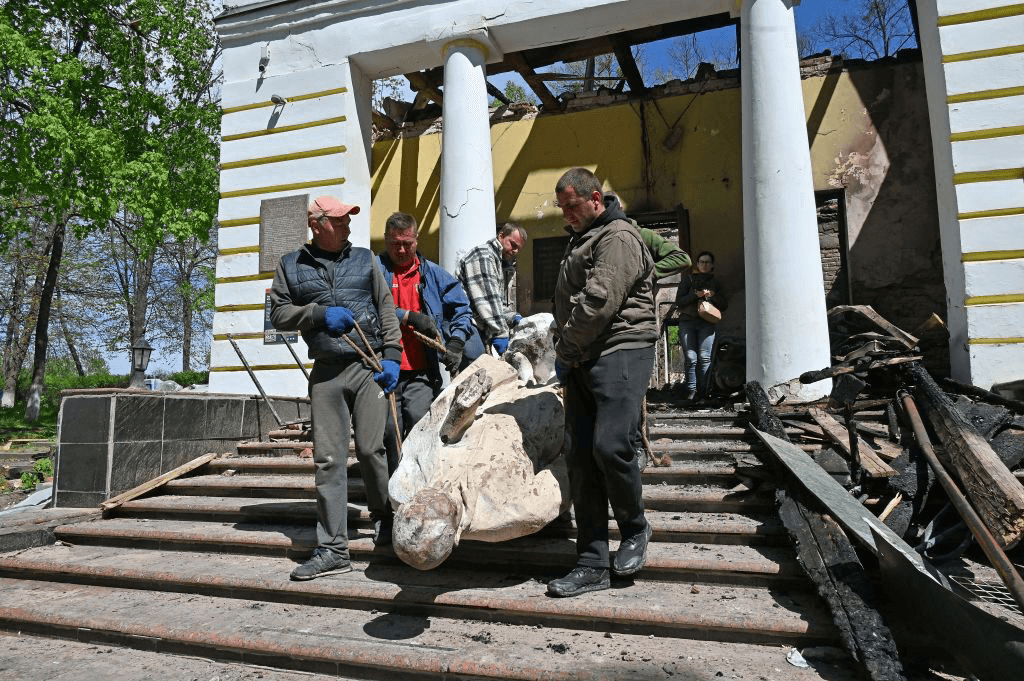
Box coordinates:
[270,195,403,580]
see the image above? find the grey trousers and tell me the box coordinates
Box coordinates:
[384,369,441,473]
[309,358,391,558]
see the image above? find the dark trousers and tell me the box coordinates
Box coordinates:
[564,345,654,568]
[309,359,390,559]
[384,369,441,473]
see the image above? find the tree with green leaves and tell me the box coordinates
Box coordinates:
[0,0,221,420]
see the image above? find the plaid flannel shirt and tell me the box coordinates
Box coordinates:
[457,237,517,342]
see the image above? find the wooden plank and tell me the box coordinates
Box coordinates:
[908,363,1024,549]
[827,305,919,350]
[100,452,222,511]
[809,408,897,478]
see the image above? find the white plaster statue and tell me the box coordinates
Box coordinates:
[388,353,568,570]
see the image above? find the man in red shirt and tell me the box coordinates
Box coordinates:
[376,213,482,523]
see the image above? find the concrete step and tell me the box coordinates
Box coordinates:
[0,549,836,647]
[18,523,801,586]
[105,501,789,547]
[0,574,854,679]
[205,455,749,486]
[160,475,775,513]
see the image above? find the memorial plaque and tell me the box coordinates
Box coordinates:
[264,289,298,345]
[260,194,309,273]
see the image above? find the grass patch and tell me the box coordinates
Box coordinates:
[0,401,58,442]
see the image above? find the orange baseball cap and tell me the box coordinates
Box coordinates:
[309,196,360,218]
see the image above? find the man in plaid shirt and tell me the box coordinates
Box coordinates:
[457,223,527,355]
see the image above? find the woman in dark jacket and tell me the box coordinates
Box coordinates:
[674,251,727,400]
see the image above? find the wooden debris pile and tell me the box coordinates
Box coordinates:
[761,305,1024,565]
[746,304,1024,680]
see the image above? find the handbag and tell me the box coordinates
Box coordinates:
[697,300,722,324]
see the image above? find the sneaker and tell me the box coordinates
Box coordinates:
[290,548,352,581]
[373,518,393,547]
[547,566,610,598]
[612,522,653,577]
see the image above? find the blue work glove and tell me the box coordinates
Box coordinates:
[373,359,400,393]
[554,359,569,385]
[491,337,509,355]
[511,314,522,327]
[324,306,355,336]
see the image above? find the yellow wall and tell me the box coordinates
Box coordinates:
[369,59,940,327]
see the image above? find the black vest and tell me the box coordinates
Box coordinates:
[279,245,384,360]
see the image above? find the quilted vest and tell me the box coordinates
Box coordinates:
[279,245,384,360]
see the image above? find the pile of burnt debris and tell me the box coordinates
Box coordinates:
[744,305,1024,681]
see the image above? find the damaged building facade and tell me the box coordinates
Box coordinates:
[209,0,1021,397]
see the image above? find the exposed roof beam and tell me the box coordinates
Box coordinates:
[405,69,444,107]
[505,52,560,112]
[613,42,645,93]
[488,13,735,76]
[487,81,510,105]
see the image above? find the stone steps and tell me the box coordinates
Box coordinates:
[0,549,834,646]
[159,474,775,513]
[206,455,745,485]
[0,401,857,678]
[0,574,856,680]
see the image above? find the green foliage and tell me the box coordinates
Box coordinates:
[15,363,128,418]
[0,0,221,244]
[33,457,53,478]
[167,369,208,387]
[19,470,38,492]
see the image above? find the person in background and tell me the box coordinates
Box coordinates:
[674,251,727,401]
[376,212,483,474]
[457,223,527,356]
[269,196,402,580]
[549,168,657,598]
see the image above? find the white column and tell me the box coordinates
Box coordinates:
[439,38,497,274]
[740,0,832,400]
[344,59,374,250]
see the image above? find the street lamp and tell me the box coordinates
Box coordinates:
[129,336,153,389]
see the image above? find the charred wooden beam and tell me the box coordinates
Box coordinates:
[810,408,897,479]
[901,392,1024,613]
[745,381,907,680]
[504,52,560,112]
[941,377,1024,415]
[906,362,1024,548]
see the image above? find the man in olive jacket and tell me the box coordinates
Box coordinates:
[548,168,658,598]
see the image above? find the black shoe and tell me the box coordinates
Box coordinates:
[373,518,393,547]
[547,566,610,598]
[612,523,652,577]
[290,548,352,581]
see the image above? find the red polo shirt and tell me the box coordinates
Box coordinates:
[391,257,428,371]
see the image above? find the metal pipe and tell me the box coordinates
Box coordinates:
[900,391,1024,613]
[281,335,310,381]
[226,334,284,430]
